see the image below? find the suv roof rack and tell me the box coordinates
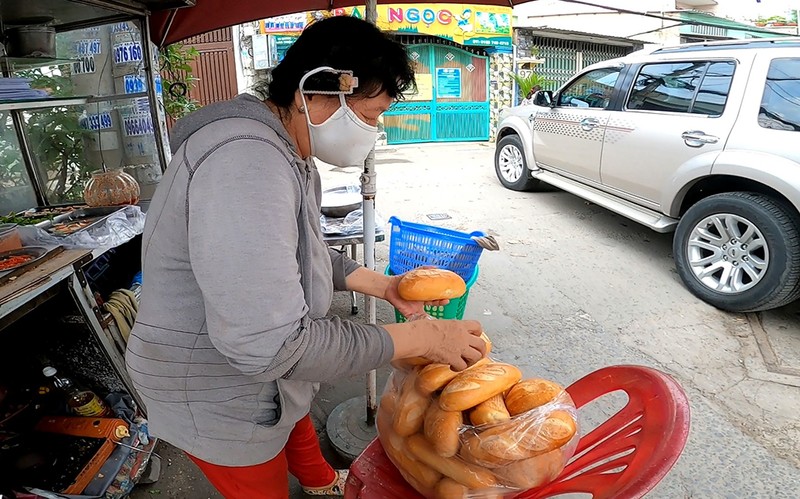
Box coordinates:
[652,37,800,54]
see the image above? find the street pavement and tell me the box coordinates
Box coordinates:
[131,142,800,499]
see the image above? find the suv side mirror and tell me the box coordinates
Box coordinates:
[533,90,554,107]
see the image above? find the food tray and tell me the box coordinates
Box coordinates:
[0,246,48,272]
[0,206,78,226]
[36,206,123,237]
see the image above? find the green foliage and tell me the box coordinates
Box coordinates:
[512,72,553,99]
[9,69,90,204]
[159,44,201,120]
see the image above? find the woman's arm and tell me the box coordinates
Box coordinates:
[346,266,447,319]
[345,266,390,300]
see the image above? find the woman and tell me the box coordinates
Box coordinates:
[125,16,486,499]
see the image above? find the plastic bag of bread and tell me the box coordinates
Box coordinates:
[378,352,579,499]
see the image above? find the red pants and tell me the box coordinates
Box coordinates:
[187,415,337,499]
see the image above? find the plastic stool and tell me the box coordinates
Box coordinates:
[344,365,691,499]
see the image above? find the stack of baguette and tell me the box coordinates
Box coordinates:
[380,267,579,498]
[378,341,578,498]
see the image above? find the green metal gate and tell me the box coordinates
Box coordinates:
[384,43,490,144]
[528,36,632,91]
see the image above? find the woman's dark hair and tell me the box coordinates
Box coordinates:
[259,16,415,107]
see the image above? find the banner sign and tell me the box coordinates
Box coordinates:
[259,4,512,49]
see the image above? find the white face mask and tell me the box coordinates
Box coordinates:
[299,67,378,167]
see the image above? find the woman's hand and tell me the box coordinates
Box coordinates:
[383,273,449,319]
[385,319,486,372]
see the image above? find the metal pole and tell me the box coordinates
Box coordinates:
[363,0,379,429]
[325,0,382,461]
[141,17,170,173]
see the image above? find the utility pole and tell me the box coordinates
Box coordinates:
[326,0,381,461]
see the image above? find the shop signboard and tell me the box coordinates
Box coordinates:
[259,13,306,33]
[258,4,512,49]
[436,67,461,99]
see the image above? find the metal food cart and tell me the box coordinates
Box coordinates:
[0,1,189,497]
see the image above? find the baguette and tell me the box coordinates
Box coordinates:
[461,427,528,467]
[469,394,511,426]
[460,431,516,468]
[377,407,441,492]
[480,331,492,356]
[417,358,490,396]
[504,379,565,416]
[424,399,463,457]
[494,448,565,489]
[392,371,431,437]
[439,363,522,412]
[515,410,577,454]
[398,268,467,301]
[407,434,498,488]
[463,409,577,465]
[377,390,398,428]
[434,478,469,499]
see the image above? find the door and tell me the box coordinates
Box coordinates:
[532,67,622,184]
[183,28,238,106]
[600,60,741,206]
[164,28,238,129]
[384,43,489,144]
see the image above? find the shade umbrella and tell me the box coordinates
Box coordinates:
[148,0,534,460]
[150,1,536,47]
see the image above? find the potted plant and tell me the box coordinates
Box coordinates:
[512,72,553,101]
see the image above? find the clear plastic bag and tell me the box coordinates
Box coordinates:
[17,205,146,249]
[377,359,579,498]
[319,208,385,236]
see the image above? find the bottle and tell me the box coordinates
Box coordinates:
[42,366,112,417]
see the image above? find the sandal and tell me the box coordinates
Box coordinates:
[302,469,349,496]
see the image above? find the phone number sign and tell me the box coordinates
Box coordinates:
[113,41,143,65]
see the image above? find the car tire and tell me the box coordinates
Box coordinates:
[673,192,800,312]
[494,134,542,192]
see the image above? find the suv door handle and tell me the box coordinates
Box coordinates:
[580,118,600,131]
[682,130,719,147]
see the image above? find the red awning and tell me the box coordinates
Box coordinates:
[149,1,537,47]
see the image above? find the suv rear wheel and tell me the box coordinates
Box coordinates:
[494,134,542,191]
[673,192,800,312]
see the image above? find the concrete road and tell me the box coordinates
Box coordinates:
[131,142,800,498]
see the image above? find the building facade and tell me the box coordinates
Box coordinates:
[234,4,518,144]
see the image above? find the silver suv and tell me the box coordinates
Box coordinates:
[494,38,800,312]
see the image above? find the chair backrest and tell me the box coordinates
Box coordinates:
[519,365,691,499]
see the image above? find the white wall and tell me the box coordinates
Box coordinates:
[513,0,683,46]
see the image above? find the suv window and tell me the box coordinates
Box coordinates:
[759,58,800,132]
[558,68,621,109]
[627,61,735,116]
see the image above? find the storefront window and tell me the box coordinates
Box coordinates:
[21,97,159,205]
[0,113,38,214]
[6,20,152,100]
[3,20,161,207]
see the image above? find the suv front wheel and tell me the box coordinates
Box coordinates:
[673,192,800,312]
[494,135,542,191]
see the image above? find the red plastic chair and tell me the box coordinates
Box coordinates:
[344,365,691,499]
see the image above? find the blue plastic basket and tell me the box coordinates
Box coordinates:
[388,216,485,282]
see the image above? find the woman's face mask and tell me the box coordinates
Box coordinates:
[299,67,379,167]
